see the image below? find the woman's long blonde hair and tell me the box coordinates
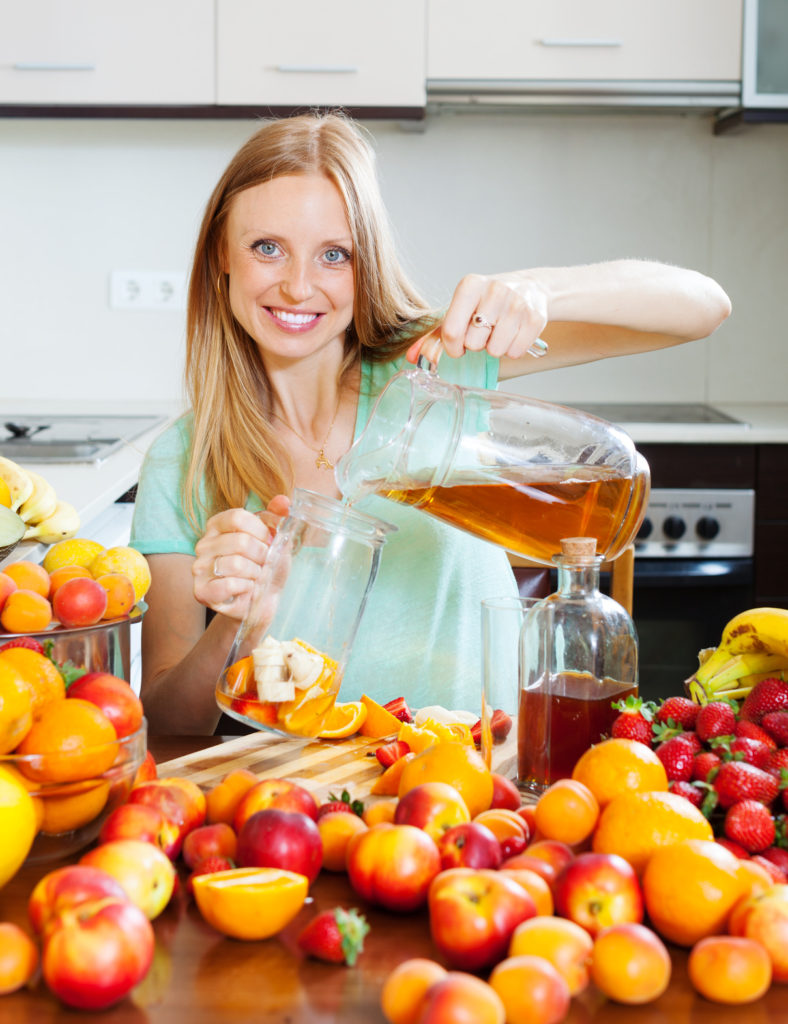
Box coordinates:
[183,111,435,530]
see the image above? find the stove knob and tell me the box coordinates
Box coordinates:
[637,518,653,540]
[663,516,686,540]
[696,516,720,541]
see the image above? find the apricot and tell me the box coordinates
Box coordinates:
[205,768,258,826]
[533,779,599,847]
[489,955,570,1024]
[3,560,50,598]
[48,565,92,596]
[317,810,368,872]
[498,868,554,917]
[473,808,529,843]
[416,972,505,1024]
[590,922,671,1005]
[0,922,39,995]
[0,589,52,634]
[688,935,772,1004]
[508,916,593,996]
[363,798,397,827]
[380,957,447,1024]
[95,572,136,619]
[521,839,575,876]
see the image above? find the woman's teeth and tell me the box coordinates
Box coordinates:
[270,309,319,326]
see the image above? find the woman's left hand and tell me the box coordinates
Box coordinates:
[407,272,549,364]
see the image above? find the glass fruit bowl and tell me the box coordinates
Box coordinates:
[2,719,147,864]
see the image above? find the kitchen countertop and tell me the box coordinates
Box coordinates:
[602,403,788,445]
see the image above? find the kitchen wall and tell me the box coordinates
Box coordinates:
[1,109,787,408]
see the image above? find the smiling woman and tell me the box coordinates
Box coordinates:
[128,110,731,736]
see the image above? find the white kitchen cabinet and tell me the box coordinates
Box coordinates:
[216,0,426,111]
[428,0,743,105]
[0,0,214,106]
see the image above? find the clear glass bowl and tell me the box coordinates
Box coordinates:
[2,719,147,864]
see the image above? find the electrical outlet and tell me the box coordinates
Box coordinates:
[109,271,187,311]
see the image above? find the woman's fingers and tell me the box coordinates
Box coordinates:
[439,274,550,360]
[192,506,275,615]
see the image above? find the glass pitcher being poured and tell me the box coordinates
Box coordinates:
[335,343,650,566]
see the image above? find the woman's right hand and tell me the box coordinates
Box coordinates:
[192,495,290,620]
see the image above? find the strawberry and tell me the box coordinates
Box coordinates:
[739,677,788,723]
[375,739,410,769]
[729,736,773,770]
[760,710,788,747]
[758,845,788,877]
[383,697,413,723]
[692,750,722,782]
[724,800,776,853]
[610,695,654,745]
[712,761,780,808]
[668,780,703,808]
[316,790,364,819]
[470,709,513,747]
[734,720,777,749]
[764,748,788,778]
[750,855,787,884]
[655,736,695,782]
[715,837,750,860]
[0,636,45,654]
[296,907,369,966]
[695,701,737,742]
[655,695,698,731]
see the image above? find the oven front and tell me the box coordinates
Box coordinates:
[632,487,756,703]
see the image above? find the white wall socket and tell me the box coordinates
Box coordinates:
[109,270,187,311]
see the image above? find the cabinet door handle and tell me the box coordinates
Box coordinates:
[274,64,358,74]
[12,62,96,72]
[537,38,623,48]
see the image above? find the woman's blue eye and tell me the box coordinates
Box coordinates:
[254,240,279,257]
[324,247,351,264]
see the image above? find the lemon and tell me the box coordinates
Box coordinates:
[0,478,11,508]
[0,765,38,887]
[42,537,105,574]
[89,546,151,604]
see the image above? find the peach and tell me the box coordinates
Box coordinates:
[498,868,554,916]
[728,883,788,983]
[489,955,570,1024]
[182,822,238,870]
[98,802,182,860]
[590,922,671,1004]
[499,852,558,890]
[363,798,397,827]
[490,773,521,811]
[0,922,39,995]
[508,916,594,996]
[205,768,258,825]
[416,972,505,1024]
[0,571,18,612]
[394,782,471,843]
[233,778,318,833]
[80,839,176,920]
[522,839,575,876]
[380,957,447,1024]
[688,935,772,1004]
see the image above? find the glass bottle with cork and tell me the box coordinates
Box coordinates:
[517,536,638,795]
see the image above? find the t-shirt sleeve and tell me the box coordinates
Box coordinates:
[130,417,201,556]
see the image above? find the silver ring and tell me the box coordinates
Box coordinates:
[212,557,224,579]
[472,313,495,330]
[527,338,549,359]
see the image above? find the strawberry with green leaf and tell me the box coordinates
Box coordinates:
[297,907,369,966]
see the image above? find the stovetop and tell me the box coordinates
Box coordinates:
[569,402,746,426]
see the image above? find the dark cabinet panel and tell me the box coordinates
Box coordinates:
[637,444,756,489]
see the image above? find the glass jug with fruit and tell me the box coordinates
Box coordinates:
[215,489,395,738]
[335,345,649,567]
[517,536,639,794]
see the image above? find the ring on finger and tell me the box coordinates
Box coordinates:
[212,557,224,579]
[472,312,496,330]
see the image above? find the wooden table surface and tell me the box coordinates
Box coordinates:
[1,735,786,1024]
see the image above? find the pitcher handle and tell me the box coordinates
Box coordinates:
[415,333,443,373]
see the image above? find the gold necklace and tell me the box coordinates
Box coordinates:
[271,397,342,470]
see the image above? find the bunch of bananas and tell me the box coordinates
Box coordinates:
[685,606,788,704]
[0,456,80,545]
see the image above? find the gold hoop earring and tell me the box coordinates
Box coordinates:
[215,272,225,296]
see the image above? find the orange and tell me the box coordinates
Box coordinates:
[2,561,50,598]
[642,838,747,947]
[398,742,494,818]
[572,738,668,808]
[0,647,65,718]
[592,789,714,877]
[192,867,308,941]
[224,655,254,695]
[398,722,448,754]
[318,810,368,871]
[0,922,39,995]
[48,565,92,596]
[737,858,776,899]
[688,936,772,1005]
[534,779,600,846]
[38,779,111,835]
[371,752,416,796]
[318,700,368,739]
[380,957,448,1024]
[0,589,52,634]
[205,768,258,825]
[0,659,34,753]
[0,765,39,887]
[359,694,402,738]
[95,573,136,619]
[590,922,671,1005]
[15,697,118,784]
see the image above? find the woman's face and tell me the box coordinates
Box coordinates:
[222,173,355,366]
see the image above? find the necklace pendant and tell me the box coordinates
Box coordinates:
[315,448,334,470]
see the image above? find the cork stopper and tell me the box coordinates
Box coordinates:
[560,537,598,560]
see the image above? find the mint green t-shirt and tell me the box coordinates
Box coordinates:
[131,352,517,714]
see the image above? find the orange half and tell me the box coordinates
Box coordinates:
[192,867,309,941]
[318,700,368,739]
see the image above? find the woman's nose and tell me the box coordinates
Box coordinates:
[279,257,314,303]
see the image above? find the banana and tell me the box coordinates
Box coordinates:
[717,607,788,662]
[18,470,57,525]
[22,500,81,544]
[737,668,788,689]
[0,457,33,512]
[688,649,788,694]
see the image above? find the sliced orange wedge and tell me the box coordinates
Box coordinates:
[358,694,402,738]
[192,867,309,941]
[318,700,368,739]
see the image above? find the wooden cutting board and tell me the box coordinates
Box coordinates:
[156,730,517,804]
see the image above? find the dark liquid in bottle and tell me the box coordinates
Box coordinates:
[518,672,637,792]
